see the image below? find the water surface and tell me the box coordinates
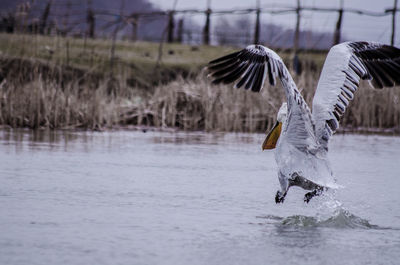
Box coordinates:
[0,130,400,265]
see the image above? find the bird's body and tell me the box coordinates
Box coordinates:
[207,42,400,203]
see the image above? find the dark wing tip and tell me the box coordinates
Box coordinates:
[208,51,241,65]
[349,41,400,89]
[207,45,270,92]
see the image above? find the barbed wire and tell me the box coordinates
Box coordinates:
[1,1,398,47]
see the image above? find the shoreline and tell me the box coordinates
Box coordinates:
[1,124,399,136]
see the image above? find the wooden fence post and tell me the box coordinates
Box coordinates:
[203,8,211,45]
[293,0,300,55]
[333,0,344,45]
[86,0,95,38]
[333,8,343,45]
[391,0,398,45]
[167,11,175,43]
[61,0,71,36]
[292,0,302,75]
[177,18,184,43]
[254,4,260,44]
[131,15,138,41]
[110,0,125,74]
[110,21,121,74]
[40,0,52,35]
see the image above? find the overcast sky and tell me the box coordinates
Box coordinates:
[148,0,400,46]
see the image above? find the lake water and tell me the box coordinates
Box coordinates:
[0,129,400,265]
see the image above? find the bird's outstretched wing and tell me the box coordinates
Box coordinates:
[207,44,290,93]
[207,45,306,104]
[312,41,400,148]
[207,44,317,151]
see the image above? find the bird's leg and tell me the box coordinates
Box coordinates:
[304,187,324,203]
[288,172,327,203]
[275,190,287,204]
[276,172,289,204]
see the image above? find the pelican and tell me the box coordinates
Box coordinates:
[207,42,400,203]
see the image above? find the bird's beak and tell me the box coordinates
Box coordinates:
[262,121,282,150]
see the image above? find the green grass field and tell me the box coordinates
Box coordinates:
[0,33,240,86]
[0,33,328,86]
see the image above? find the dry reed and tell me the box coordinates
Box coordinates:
[145,64,400,133]
[1,67,399,132]
[0,34,399,132]
[0,60,143,130]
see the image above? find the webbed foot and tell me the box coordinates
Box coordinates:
[275,191,287,204]
[304,188,324,203]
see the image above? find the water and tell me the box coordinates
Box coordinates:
[1,130,400,265]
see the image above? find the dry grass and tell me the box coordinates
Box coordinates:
[146,74,279,132]
[0,33,399,132]
[0,62,399,132]
[0,60,144,129]
[145,65,400,133]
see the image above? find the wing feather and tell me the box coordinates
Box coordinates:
[208,44,317,152]
[235,63,257,89]
[209,51,241,65]
[312,41,400,149]
[208,45,287,93]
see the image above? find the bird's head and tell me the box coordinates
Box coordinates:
[262,102,287,150]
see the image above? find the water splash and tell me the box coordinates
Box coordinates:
[257,191,386,229]
[280,209,380,229]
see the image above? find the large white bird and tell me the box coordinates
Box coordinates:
[207,41,400,203]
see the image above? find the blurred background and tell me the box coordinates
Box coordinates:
[1,0,399,47]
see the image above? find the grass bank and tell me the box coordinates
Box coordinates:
[0,33,238,88]
[0,33,399,133]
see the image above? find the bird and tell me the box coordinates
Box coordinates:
[207,41,400,203]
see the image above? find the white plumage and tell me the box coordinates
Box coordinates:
[208,42,400,203]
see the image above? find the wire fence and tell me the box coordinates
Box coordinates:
[0,0,399,50]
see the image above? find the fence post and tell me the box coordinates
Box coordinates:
[254,2,260,44]
[40,0,52,35]
[167,11,175,43]
[292,0,302,75]
[131,15,138,41]
[203,8,211,45]
[86,0,95,38]
[110,0,125,74]
[333,8,343,45]
[110,20,122,74]
[61,0,71,36]
[391,0,398,45]
[293,0,300,55]
[177,18,184,43]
